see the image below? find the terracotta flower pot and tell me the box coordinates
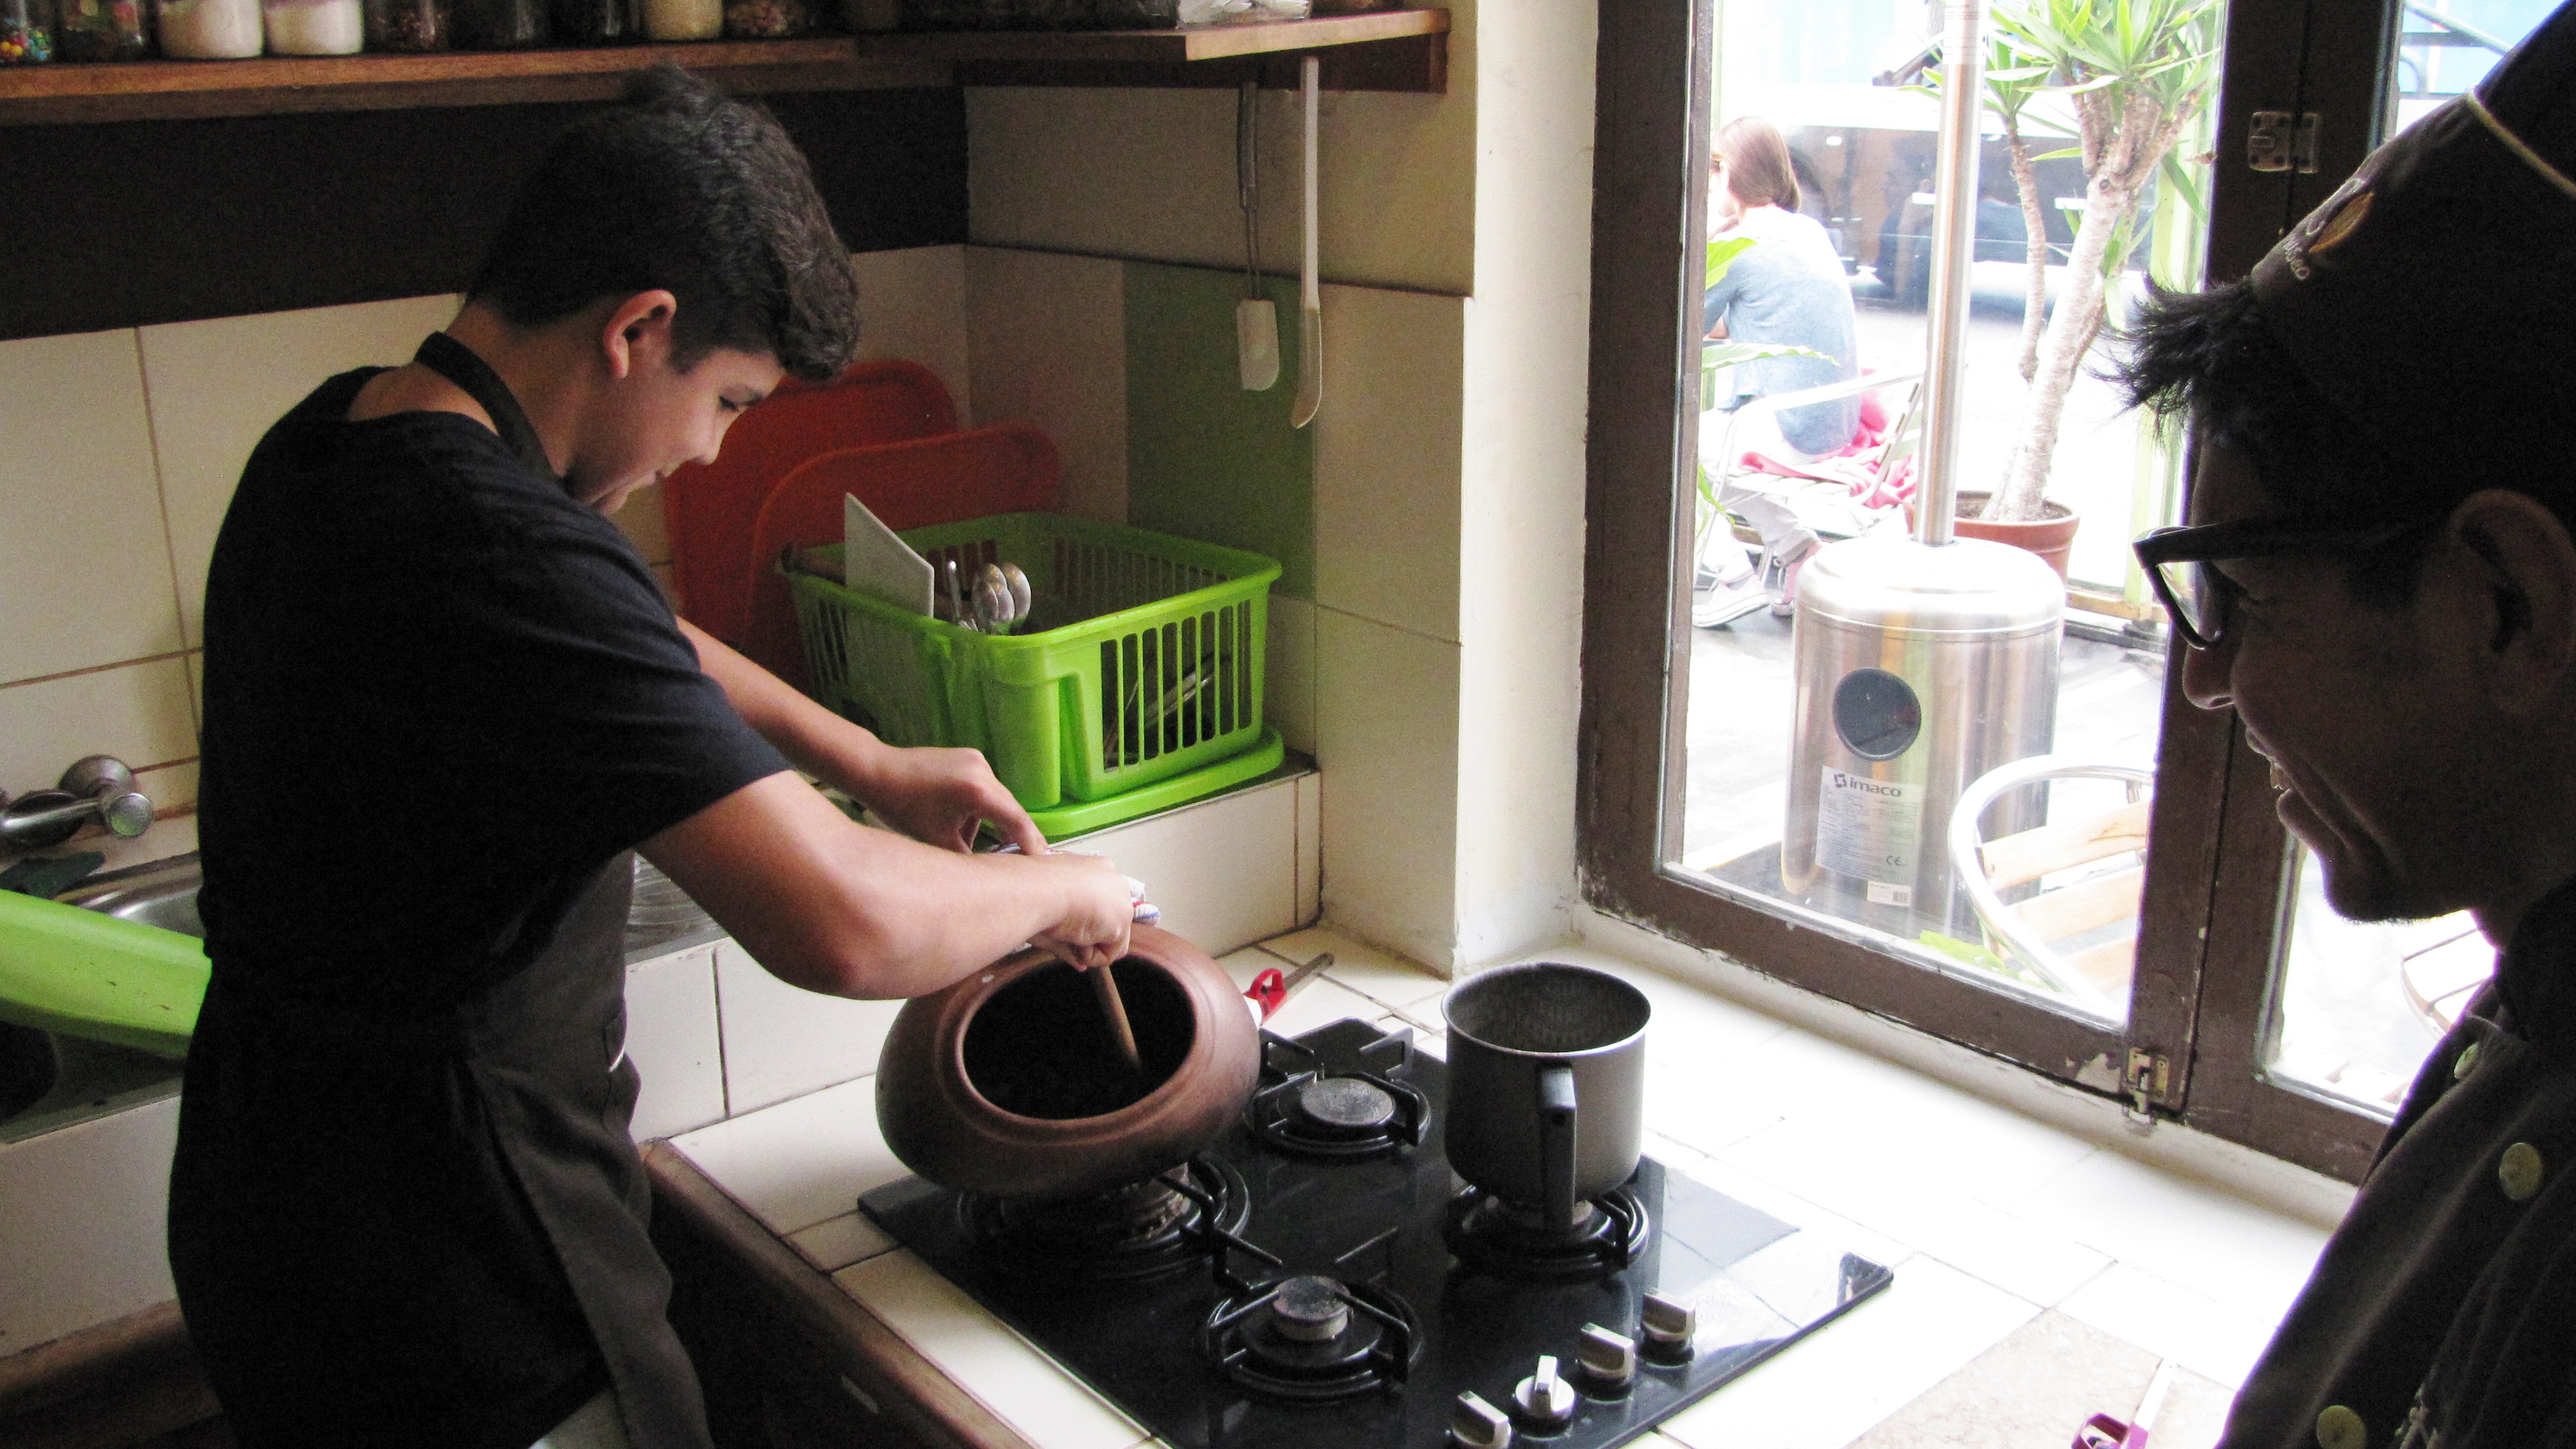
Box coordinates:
[1950,493,2081,580]
[874,924,1262,1201]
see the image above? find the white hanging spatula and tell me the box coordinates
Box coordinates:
[1289,54,1322,428]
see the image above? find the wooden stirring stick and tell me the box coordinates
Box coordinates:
[1090,963,1144,1072]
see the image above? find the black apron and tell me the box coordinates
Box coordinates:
[170,335,712,1449]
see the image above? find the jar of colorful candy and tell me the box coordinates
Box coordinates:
[0,0,55,61]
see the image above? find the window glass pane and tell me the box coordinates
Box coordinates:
[2390,0,2560,134]
[2269,847,2494,1117]
[1674,0,2224,1027]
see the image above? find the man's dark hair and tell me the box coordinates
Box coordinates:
[2115,279,2469,604]
[470,66,861,382]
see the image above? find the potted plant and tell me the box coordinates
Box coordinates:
[1940,0,2220,557]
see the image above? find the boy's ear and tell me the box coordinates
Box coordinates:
[598,290,680,381]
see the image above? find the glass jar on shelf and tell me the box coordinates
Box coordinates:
[639,0,710,37]
[0,0,54,62]
[55,0,148,60]
[156,0,258,54]
[720,0,805,37]
[549,0,629,42]
[451,0,541,46]
[362,0,447,48]
[262,0,358,51]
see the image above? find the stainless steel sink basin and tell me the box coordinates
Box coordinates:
[60,853,204,939]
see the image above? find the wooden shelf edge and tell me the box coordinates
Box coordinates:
[0,40,954,124]
[855,7,1445,62]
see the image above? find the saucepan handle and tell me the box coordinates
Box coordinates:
[1537,1064,1578,1230]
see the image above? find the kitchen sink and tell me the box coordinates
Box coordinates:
[59,853,204,938]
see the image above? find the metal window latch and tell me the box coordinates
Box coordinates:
[2124,1048,2172,1122]
[2247,111,2322,174]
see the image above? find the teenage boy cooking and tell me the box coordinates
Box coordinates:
[168,67,1136,1449]
[2117,5,2576,1444]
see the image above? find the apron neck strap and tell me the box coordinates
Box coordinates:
[415,331,557,481]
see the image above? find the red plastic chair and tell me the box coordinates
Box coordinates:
[743,425,1063,685]
[663,359,956,645]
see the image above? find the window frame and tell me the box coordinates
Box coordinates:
[1578,0,2402,1183]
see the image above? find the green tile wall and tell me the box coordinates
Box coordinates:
[1122,262,1315,601]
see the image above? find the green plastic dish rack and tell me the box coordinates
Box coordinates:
[784,513,1285,839]
[0,889,204,1058]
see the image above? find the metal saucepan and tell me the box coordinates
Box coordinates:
[1442,963,1651,1230]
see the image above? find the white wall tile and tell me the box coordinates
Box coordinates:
[0,329,181,684]
[962,248,1128,523]
[0,656,197,802]
[851,245,972,411]
[1311,286,1463,642]
[1071,774,1298,957]
[1658,1255,2038,1449]
[0,1095,178,1354]
[671,1075,900,1238]
[1313,608,1458,969]
[1257,925,1448,1016]
[1293,772,1320,928]
[833,1250,1152,1449]
[135,759,200,818]
[1265,594,1317,757]
[624,943,724,1142]
[788,1210,895,1273]
[714,939,905,1116]
[140,293,462,647]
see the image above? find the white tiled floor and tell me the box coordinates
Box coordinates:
[674,924,2338,1449]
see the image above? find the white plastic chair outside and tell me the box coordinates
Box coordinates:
[1947,755,2155,1020]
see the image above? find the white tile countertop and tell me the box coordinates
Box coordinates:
[669,927,2343,1449]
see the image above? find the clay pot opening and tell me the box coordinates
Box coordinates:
[959,958,1197,1120]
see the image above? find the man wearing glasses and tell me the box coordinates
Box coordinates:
[2114,7,2576,1446]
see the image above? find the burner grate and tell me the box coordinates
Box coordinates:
[959,1155,1251,1281]
[1442,1185,1652,1281]
[1201,1228,1419,1402]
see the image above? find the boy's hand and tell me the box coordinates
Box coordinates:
[854,745,1046,856]
[1022,849,1135,971]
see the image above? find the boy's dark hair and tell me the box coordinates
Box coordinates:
[2115,278,2463,605]
[470,66,861,382]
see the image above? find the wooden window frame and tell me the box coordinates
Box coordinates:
[1577,0,2402,1183]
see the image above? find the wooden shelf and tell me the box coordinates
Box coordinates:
[871,9,1447,91]
[0,8,1444,123]
[0,38,948,124]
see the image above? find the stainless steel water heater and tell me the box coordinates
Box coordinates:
[1777,0,2065,936]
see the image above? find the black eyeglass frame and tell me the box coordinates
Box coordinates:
[2132,513,2449,650]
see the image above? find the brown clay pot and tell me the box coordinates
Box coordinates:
[1950,492,2082,580]
[874,924,1262,1201]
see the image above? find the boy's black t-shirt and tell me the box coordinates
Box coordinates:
[174,366,789,1448]
[194,367,786,1008]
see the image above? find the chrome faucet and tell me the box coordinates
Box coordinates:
[0,757,154,852]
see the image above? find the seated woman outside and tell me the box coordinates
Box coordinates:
[1697,115,1862,625]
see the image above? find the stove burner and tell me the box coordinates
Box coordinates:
[961,1155,1250,1281]
[1444,1184,1652,1281]
[1201,1271,1419,1401]
[1248,1035,1431,1160]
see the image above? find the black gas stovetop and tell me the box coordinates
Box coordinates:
[859,1016,1891,1449]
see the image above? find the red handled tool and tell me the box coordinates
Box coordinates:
[1245,953,1334,1020]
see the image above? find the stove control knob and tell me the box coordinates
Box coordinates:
[1450,1390,1514,1448]
[1640,1293,1697,1363]
[1513,1355,1579,1430]
[1573,1323,1638,1393]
